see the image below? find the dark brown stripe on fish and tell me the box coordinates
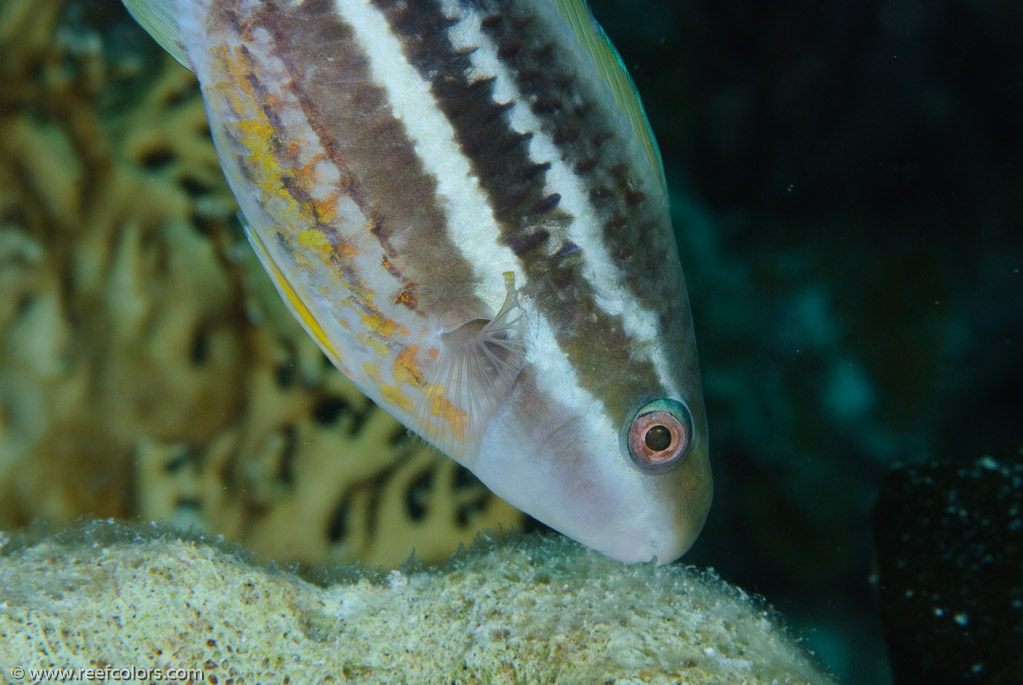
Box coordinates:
[231,0,483,318]
[372,0,665,415]
[474,0,684,318]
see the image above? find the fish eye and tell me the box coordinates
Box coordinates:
[625,399,694,471]
[645,424,672,451]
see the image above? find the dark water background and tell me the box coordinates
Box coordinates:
[588,0,1022,682]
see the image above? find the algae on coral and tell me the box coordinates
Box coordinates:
[0,520,835,684]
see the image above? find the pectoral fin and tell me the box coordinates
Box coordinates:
[418,273,528,457]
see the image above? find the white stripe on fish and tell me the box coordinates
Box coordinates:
[439,0,678,400]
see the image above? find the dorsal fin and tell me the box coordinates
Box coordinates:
[417,273,528,459]
[552,0,667,195]
[122,0,192,71]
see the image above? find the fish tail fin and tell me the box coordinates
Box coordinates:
[122,0,191,71]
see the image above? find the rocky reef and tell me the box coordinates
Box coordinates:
[873,449,1023,684]
[0,520,835,684]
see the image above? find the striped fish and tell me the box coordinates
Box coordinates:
[122,0,712,563]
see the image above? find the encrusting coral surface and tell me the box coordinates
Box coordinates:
[0,521,836,684]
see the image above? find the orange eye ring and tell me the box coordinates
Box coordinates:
[625,399,693,471]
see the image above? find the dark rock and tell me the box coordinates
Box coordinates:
[873,449,1023,685]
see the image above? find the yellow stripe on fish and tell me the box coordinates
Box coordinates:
[123,0,712,563]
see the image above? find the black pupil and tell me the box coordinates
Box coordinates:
[645,425,672,452]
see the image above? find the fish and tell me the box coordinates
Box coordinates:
[122,0,712,563]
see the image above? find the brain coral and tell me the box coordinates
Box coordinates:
[0,0,523,567]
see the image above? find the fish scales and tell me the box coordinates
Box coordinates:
[123,0,712,563]
[388,0,677,421]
